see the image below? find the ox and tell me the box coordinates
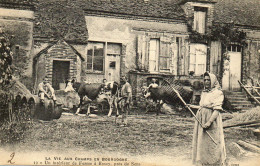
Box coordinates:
[143,82,193,115]
[144,80,233,114]
[71,80,119,116]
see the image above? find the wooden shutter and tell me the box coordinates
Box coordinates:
[178,37,185,75]
[137,34,149,71]
[184,38,189,75]
[171,37,178,75]
[120,44,127,76]
[160,36,171,72]
[137,35,144,70]
[210,41,221,75]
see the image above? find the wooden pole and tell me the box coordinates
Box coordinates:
[223,120,260,128]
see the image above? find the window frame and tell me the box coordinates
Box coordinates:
[86,41,105,74]
[159,41,171,72]
[189,44,207,76]
[193,6,208,34]
[148,38,173,73]
[148,38,160,72]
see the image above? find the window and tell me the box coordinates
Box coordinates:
[87,42,104,72]
[109,61,116,69]
[107,43,121,56]
[193,7,207,34]
[148,39,173,72]
[189,44,207,76]
[149,39,159,72]
[160,41,171,71]
[227,44,242,52]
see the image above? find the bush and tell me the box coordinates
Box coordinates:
[0,105,33,145]
[0,121,32,144]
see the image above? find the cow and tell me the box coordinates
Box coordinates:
[143,81,193,115]
[70,80,119,117]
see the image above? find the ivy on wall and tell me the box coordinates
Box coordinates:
[189,22,247,81]
[0,31,13,88]
[0,21,32,78]
[189,22,247,47]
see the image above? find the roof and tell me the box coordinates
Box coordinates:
[33,0,88,43]
[214,0,260,28]
[0,0,34,10]
[79,0,260,28]
[178,0,217,5]
[1,0,260,39]
[79,0,186,21]
[33,40,85,61]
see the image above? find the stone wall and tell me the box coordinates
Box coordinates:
[181,2,215,32]
[34,40,84,91]
[85,15,188,81]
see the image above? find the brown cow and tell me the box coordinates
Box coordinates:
[71,81,119,116]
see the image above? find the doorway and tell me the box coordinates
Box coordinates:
[52,60,70,90]
[222,45,242,91]
[105,43,121,82]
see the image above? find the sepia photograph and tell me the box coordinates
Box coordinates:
[0,0,259,165]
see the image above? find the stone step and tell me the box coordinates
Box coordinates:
[231,103,254,107]
[232,105,255,109]
[226,93,247,96]
[224,91,256,111]
[234,106,252,111]
[227,99,251,103]
[233,103,255,107]
[228,99,252,103]
[227,96,248,99]
[226,93,247,97]
[224,91,244,95]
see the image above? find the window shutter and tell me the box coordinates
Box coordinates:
[137,35,144,70]
[160,36,171,72]
[184,39,189,75]
[121,44,127,76]
[171,38,178,75]
[210,41,221,75]
[136,34,150,71]
[144,35,150,71]
[178,37,184,75]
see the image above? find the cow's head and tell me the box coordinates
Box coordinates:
[141,86,151,98]
[71,80,81,92]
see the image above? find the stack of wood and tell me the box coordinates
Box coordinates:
[223,107,260,127]
[229,140,260,158]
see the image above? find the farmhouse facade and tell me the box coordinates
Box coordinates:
[0,0,259,95]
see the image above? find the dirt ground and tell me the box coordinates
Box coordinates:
[1,107,259,166]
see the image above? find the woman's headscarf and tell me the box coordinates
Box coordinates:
[203,72,221,91]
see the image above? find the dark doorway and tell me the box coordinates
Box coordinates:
[52,60,70,90]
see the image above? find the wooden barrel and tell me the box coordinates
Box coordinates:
[52,104,63,119]
[35,98,52,121]
[35,98,63,121]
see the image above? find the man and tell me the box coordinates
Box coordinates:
[148,78,159,89]
[38,77,56,104]
[145,78,159,113]
[119,76,132,126]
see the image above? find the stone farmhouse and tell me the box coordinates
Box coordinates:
[0,0,259,109]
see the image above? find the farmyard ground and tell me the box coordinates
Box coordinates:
[0,109,259,166]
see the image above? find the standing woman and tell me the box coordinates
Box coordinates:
[192,72,226,166]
